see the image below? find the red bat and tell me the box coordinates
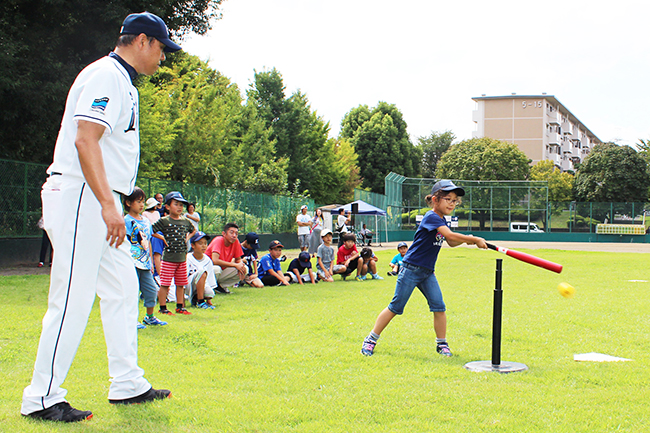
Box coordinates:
[486,243,563,274]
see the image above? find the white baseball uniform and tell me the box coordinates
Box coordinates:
[21,53,151,415]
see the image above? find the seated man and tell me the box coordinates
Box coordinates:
[205,223,247,294]
[288,252,317,284]
[360,224,374,246]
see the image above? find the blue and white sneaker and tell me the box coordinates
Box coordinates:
[143,315,168,326]
[370,273,384,280]
[361,337,377,356]
[137,323,147,330]
[355,275,367,281]
[197,301,215,310]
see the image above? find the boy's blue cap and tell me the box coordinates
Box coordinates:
[190,231,210,244]
[164,191,188,205]
[245,232,260,249]
[431,180,465,196]
[120,12,182,53]
[299,251,311,263]
[397,242,408,249]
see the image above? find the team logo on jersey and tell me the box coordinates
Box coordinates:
[90,97,109,113]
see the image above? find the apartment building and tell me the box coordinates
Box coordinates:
[472,94,602,171]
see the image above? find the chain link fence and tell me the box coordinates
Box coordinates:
[1,159,313,237]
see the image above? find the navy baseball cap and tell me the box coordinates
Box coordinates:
[269,240,284,249]
[120,12,182,53]
[299,251,311,264]
[397,242,408,249]
[190,231,210,244]
[431,180,465,197]
[164,191,188,205]
[245,232,260,249]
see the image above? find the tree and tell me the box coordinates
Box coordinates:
[247,68,333,200]
[436,137,531,229]
[574,143,650,202]
[340,102,420,193]
[436,137,531,181]
[0,0,223,164]
[417,130,455,178]
[138,53,291,195]
[530,160,574,202]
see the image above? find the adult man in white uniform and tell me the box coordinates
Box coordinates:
[21,12,181,423]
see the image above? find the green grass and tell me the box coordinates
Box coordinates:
[2,247,650,432]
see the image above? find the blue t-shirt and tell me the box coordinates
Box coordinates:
[402,211,447,271]
[124,214,153,270]
[258,254,281,278]
[390,253,405,267]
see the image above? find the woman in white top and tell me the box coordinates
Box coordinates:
[308,208,324,256]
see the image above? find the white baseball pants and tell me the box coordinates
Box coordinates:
[21,175,151,414]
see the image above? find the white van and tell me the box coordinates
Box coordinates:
[509,222,544,233]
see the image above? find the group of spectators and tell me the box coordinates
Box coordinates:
[124,192,394,331]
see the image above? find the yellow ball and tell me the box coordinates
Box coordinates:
[557,282,575,298]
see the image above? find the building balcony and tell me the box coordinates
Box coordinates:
[562,146,574,156]
[472,110,480,123]
[547,131,561,145]
[561,121,573,135]
[547,111,560,125]
[581,136,590,148]
[571,129,581,142]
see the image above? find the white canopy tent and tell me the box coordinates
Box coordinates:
[331,200,388,245]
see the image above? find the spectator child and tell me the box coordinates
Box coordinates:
[308,208,324,256]
[123,187,167,328]
[388,242,409,276]
[358,247,384,280]
[151,191,196,315]
[288,251,317,284]
[143,198,160,224]
[316,229,346,282]
[186,231,217,309]
[240,232,263,288]
[205,223,247,294]
[258,240,291,286]
[360,180,488,358]
[336,233,364,281]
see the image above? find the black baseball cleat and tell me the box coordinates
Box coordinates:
[215,285,231,294]
[23,401,93,423]
[109,387,171,405]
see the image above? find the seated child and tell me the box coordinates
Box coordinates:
[388,242,409,276]
[288,251,317,284]
[316,229,346,282]
[336,233,364,281]
[241,232,263,288]
[358,247,384,280]
[186,231,217,309]
[258,240,292,286]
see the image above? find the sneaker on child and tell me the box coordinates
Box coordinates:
[143,315,168,326]
[436,343,453,357]
[361,337,377,356]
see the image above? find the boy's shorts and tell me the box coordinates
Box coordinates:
[160,260,188,287]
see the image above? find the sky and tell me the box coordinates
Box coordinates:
[181,0,650,147]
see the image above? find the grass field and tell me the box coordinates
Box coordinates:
[2,246,649,432]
